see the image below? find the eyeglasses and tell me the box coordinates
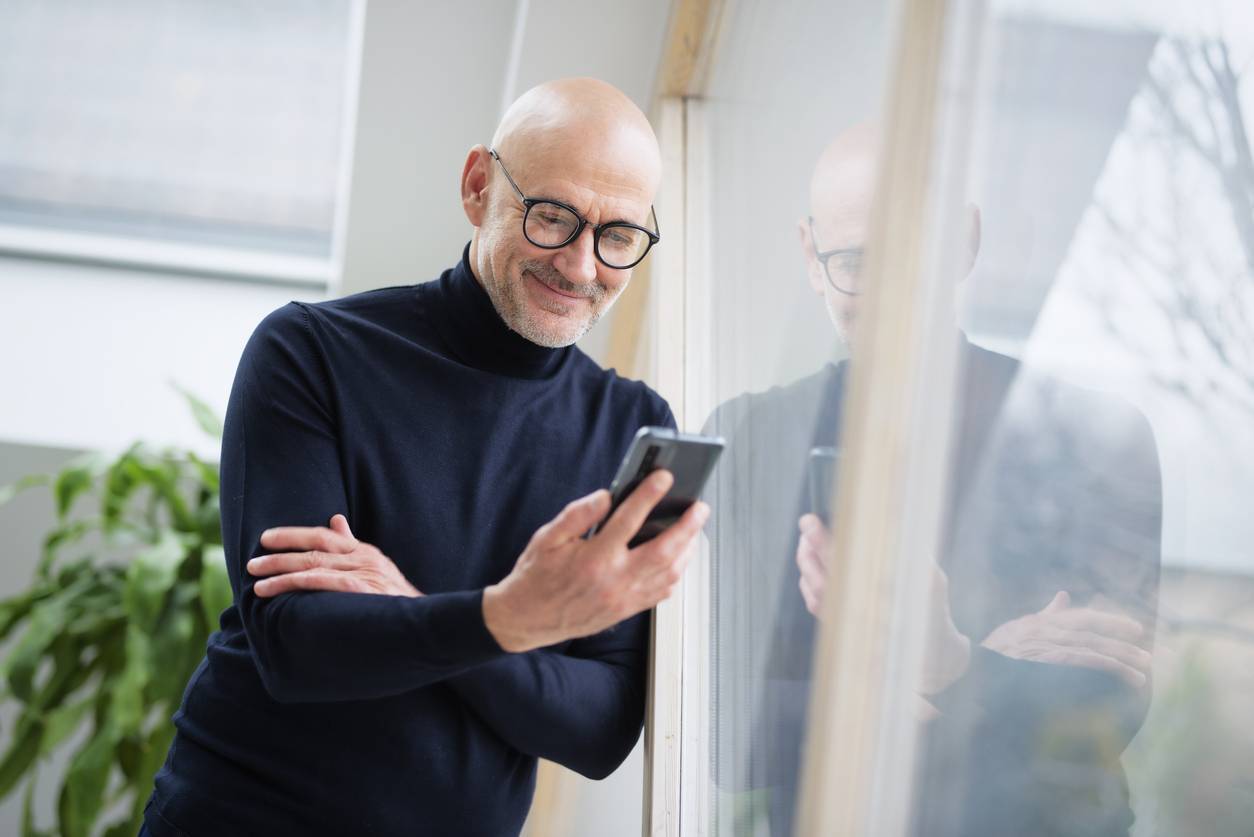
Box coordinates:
[808,215,864,296]
[490,147,660,270]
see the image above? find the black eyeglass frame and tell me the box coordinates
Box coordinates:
[808,215,864,297]
[490,147,661,270]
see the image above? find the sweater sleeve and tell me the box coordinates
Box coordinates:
[443,394,676,778]
[221,303,506,704]
[445,613,650,780]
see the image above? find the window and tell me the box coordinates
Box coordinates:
[0,0,361,284]
[650,1,1254,834]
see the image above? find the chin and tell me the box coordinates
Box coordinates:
[515,309,592,348]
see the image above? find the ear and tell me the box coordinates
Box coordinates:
[462,145,492,227]
[798,217,825,296]
[962,203,981,278]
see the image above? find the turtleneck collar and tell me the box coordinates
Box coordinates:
[428,244,571,380]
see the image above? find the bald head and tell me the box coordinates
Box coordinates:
[809,122,881,234]
[492,78,661,196]
[799,120,979,349]
[798,122,882,347]
[462,77,662,348]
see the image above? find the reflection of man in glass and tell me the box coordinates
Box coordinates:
[708,124,1162,836]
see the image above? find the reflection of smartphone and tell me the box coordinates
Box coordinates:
[590,427,725,547]
[808,446,840,526]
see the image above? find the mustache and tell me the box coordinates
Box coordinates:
[521,260,605,302]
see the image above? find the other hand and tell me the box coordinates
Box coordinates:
[483,470,710,653]
[980,591,1151,689]
[796,513,829,618]
[248,515,423,599]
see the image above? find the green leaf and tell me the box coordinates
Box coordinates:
[40,695,95,755]
[0,717,43,801]
[109,629,151,737]
[21,766,52,837]
[101,445,144,531]
[53,467,93,521]
[58,724,118,837]
[0,583,55,642]
[28,635,85,714]
[171,383,223,440]
[122,530,186,634]
[0,473,51,509]
[37,519,100,580]
[186,451,220,494]
[129,722,175,827]
[2,579,90,701]
[147,607,195,706]
[132,456,195,533]
[199,548,232,632]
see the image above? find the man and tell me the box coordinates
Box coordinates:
[141,78,708,837]
[706,124,1161,836]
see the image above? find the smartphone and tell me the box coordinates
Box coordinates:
[590,426,725,547]
[808,446,841,526]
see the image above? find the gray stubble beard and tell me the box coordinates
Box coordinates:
[489,259,613,348]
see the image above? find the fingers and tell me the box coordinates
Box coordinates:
[797,530,828,575]
[1049,607,1144,643]
[631,501,709,603]
[1034,646,1147,689]
[260,525,357,554]
[799,572,822,618]
[636,499,709,564]
[540,489,613,543]
[328,514,356,542]
[798,513,830,543]
[253,569,368,598]
[796,534,826,586]
[796,514,829,618]
[648,540,695,601]
[1041,591,1071,614]
[599,470,674,545]
[632,501,707,586]
[1056,629,1153,677]
[797,549,826,617]
[247,550,359,578]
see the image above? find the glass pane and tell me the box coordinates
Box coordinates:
[692,1,897,833]
[891,3,1254,835]
[0,0,355,258]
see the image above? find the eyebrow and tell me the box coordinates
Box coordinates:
[533,193,652,229]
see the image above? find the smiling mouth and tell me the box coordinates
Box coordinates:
[526,270,588,302]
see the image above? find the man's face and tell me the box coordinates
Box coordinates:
[801,197,871,348]
[473,147,656,348]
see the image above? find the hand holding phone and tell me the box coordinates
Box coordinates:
[483,430,721,652]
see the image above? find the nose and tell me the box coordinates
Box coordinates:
[554,225,598,285]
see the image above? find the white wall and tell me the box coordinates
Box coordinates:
[0,258,313,458]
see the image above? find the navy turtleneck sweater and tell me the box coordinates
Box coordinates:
[143,246,673,837]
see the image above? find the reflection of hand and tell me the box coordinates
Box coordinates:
[980,592,1151,689]
[920,566,971,696]
[250,515,423,598]
[796,513,829,618]
[795,515,969,712]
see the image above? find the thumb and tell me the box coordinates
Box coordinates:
[329,513,355,541]
[1042,590,1070,614]
[545,490,613,542]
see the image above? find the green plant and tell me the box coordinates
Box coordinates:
[0,388,231,837]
